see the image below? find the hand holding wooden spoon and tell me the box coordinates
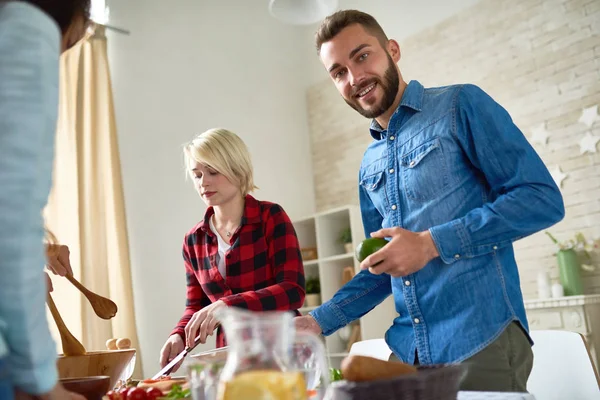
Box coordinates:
[45,242,118,319]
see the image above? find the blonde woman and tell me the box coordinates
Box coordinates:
[159,129,306,371]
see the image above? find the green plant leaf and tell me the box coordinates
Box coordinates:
[306,276,320,294]
[546,231,559,244]
[338,228,352,244]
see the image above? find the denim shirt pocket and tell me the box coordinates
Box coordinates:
[400,137,449,202]
[359,169,389,216]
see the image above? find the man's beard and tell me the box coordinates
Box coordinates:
[345,54,400,119]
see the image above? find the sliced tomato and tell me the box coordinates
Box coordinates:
[141,375,171,384]
[145,387,163,400]
[106,391,124,400]
[126,387,147,400]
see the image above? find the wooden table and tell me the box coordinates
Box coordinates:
[458,392,535,399]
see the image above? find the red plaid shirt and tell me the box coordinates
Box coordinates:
[170,195,305,347]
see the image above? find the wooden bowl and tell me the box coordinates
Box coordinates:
[57,349,136,390]
[60,376,110,400]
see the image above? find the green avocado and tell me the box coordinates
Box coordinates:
[355,237,388,262]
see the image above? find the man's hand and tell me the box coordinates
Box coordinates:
[294,315,323,336]
[359,228,439,277]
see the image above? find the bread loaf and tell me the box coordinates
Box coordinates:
[341,355,417,382]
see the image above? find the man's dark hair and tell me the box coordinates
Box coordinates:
[315,10,389,55]
[23,0,91,33]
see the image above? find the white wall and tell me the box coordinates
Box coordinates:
[106,0,483,377]
[106,0,317,376]
[306,0,600,296]
[302,0,483,86]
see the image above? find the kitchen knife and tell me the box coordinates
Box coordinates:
[152,336,229,380]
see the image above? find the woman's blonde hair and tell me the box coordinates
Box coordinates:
[183,128,258,195]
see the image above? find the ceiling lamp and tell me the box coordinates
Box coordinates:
[90,0,109,25]
[268,0,339,25]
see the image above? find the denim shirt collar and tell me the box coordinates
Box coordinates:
[369,80,425,140]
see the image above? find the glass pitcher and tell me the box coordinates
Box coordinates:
[214,307,330,400]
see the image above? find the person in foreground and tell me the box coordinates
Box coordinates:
[160,128,306,372]
[0,0,90,399]
[294,9,565,392]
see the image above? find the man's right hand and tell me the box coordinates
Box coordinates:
[294,315,323,336]
[15,383,86,400]
[159,334,185,372]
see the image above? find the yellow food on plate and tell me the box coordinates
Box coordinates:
[137,376,188,393]
[341,354,417,382]
[220,370,307,400]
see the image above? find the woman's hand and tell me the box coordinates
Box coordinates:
[45,244,73,277]
[184,300,227,347]
[45,272,53,293]
[159,334,185,372]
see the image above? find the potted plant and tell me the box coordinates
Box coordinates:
[304,276,321,307]
[546,231,597,296]
[339,227,353,254]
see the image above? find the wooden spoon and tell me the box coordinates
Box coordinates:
[46,293,86,356]
[65,274,118,320]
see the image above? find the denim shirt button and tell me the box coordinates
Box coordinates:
[404,280,411,286]
[493,246,498,250]
[454,254,460,259]
[414,318,420,324]
[389,135,395,141]
[389,168,395,174]
[391,205,397,210]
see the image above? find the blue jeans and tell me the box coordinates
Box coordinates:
[0,358,14,400]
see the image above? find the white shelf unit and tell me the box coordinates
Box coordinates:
[293,205,397,368]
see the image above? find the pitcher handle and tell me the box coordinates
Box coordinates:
[294,331,331,400]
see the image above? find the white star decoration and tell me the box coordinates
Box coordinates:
[530,123,550,146]
[578,105,600,128]
[550,166,568,188]
[579,132,600,154]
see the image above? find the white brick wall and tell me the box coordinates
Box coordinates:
[306,0,600,299]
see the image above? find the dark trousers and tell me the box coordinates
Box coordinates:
[390,322,534,392]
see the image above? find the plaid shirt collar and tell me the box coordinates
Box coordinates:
[197,194,262,237]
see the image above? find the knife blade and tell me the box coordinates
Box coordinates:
[153,348,189,380]
[152,336,229,380]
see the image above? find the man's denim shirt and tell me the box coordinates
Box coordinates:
[310,80,565,365]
